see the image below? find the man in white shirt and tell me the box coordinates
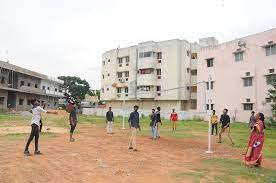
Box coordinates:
[24,99,57,156]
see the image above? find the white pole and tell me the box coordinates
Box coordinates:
[122,94,126,129]
[206,75,213,154]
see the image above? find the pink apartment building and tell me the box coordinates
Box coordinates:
[197,28,276,122]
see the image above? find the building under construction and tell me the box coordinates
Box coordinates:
[0,60,64,111]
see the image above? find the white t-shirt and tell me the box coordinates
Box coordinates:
[31,106,47,126]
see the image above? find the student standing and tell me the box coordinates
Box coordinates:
[106,107,114,134]
[24,99,57,156]
[150,109,157,139]
[69,104,78,142]
[249,111,256,129]
[245,113,265,167]
[218,109,234,145]
[211,110,218,135]
[156,107,162,138]
[128,105,140,151]
[170,109,178,131]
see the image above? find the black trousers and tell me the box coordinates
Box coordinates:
[25,124,40,151]
[70,124,76,134]
[212,123,218,135]
[40,120,43,132]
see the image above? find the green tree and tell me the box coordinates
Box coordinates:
[267,75,276,117]
[58,76,91,100]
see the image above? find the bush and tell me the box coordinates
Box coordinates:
[265,117,276,128]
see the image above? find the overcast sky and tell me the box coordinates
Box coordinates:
[0,0,275,89]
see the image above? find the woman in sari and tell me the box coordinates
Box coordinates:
[244,112,265,167]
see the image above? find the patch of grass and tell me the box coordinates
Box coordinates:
[203,158,276,183]
[174,158,276,183]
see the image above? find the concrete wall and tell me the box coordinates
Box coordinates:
[83,107,205,121]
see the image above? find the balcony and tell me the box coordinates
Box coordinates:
[19,86,46,94]
[138,57,156,69]
[191,76,197,85]
[191,92,197,99]
[191,59,197,69]
[137,91,156,99]
[137,74,156,86]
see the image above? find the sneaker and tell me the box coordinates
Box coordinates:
[217,141,222,143]
[133,149,138,152]
[34,151,42,155]
[128,147,133,150]
[24,150,31,156]
[70,138,75,142]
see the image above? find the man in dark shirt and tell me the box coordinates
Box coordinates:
[106,107,114,134]
[155,107,162,138]
[128,105,140,151]
[150,109,157,139]
[218,109,234,145]
[249,111,256,129]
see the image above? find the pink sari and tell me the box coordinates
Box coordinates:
[244,120,265,167]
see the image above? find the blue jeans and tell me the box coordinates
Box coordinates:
[151,126,157,139]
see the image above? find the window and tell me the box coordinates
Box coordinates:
[243,103,253,111]
[191,70,197,76]
[187,86,190,90]
[27,83,31,87]
[55,88,58,92]
[266,98,272,103]
[234,52,243,61]
[191,100,197,110]
[125,71,129,78]
[206,104,209,110]
[156,86,161,92]
[19,99,24,105]
[0,97,4,105]
[187,51,190,57]
[54,102,57,106]
[47,87,50,90]
[157,69,161,76]
[42,86,46,90]
[117,88,122,94]
[266,74,276,84]
[269,69,275,74]
[1,77,5,84]
[102,61,105,65]
[118,57,123,67]
[139,86,151,91]
[20,81,25,86]
[206,58,214,67]
[126,56,129,66]
[59,89,62,93]
[108,59,110,62]
[211,104,214,110]
[206,81,214,90]
[140,68,154,74]
[102,74,105,79]
[265,45,276,56]
[27,100,31,105]
[157,52,162,59]
[117,72,123,78]
[107,88,109,91]
[245,72,250,76]
[191,53,197,59]
[35,84,38,88]
[102,88,104,93]
[246,98,251,102]
[187,68,190,73]
[139,51,154,58]
[107,73,110,77]
[158,59,161,63]
[125,87,128,93]
[191,86,197,93]
[243,78,253,87]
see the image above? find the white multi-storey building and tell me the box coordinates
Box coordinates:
[101,39,200,111]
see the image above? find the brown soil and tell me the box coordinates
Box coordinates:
[0,126,275,183]
[0,126,67,135]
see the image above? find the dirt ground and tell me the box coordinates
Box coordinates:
[0,125,275,183]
